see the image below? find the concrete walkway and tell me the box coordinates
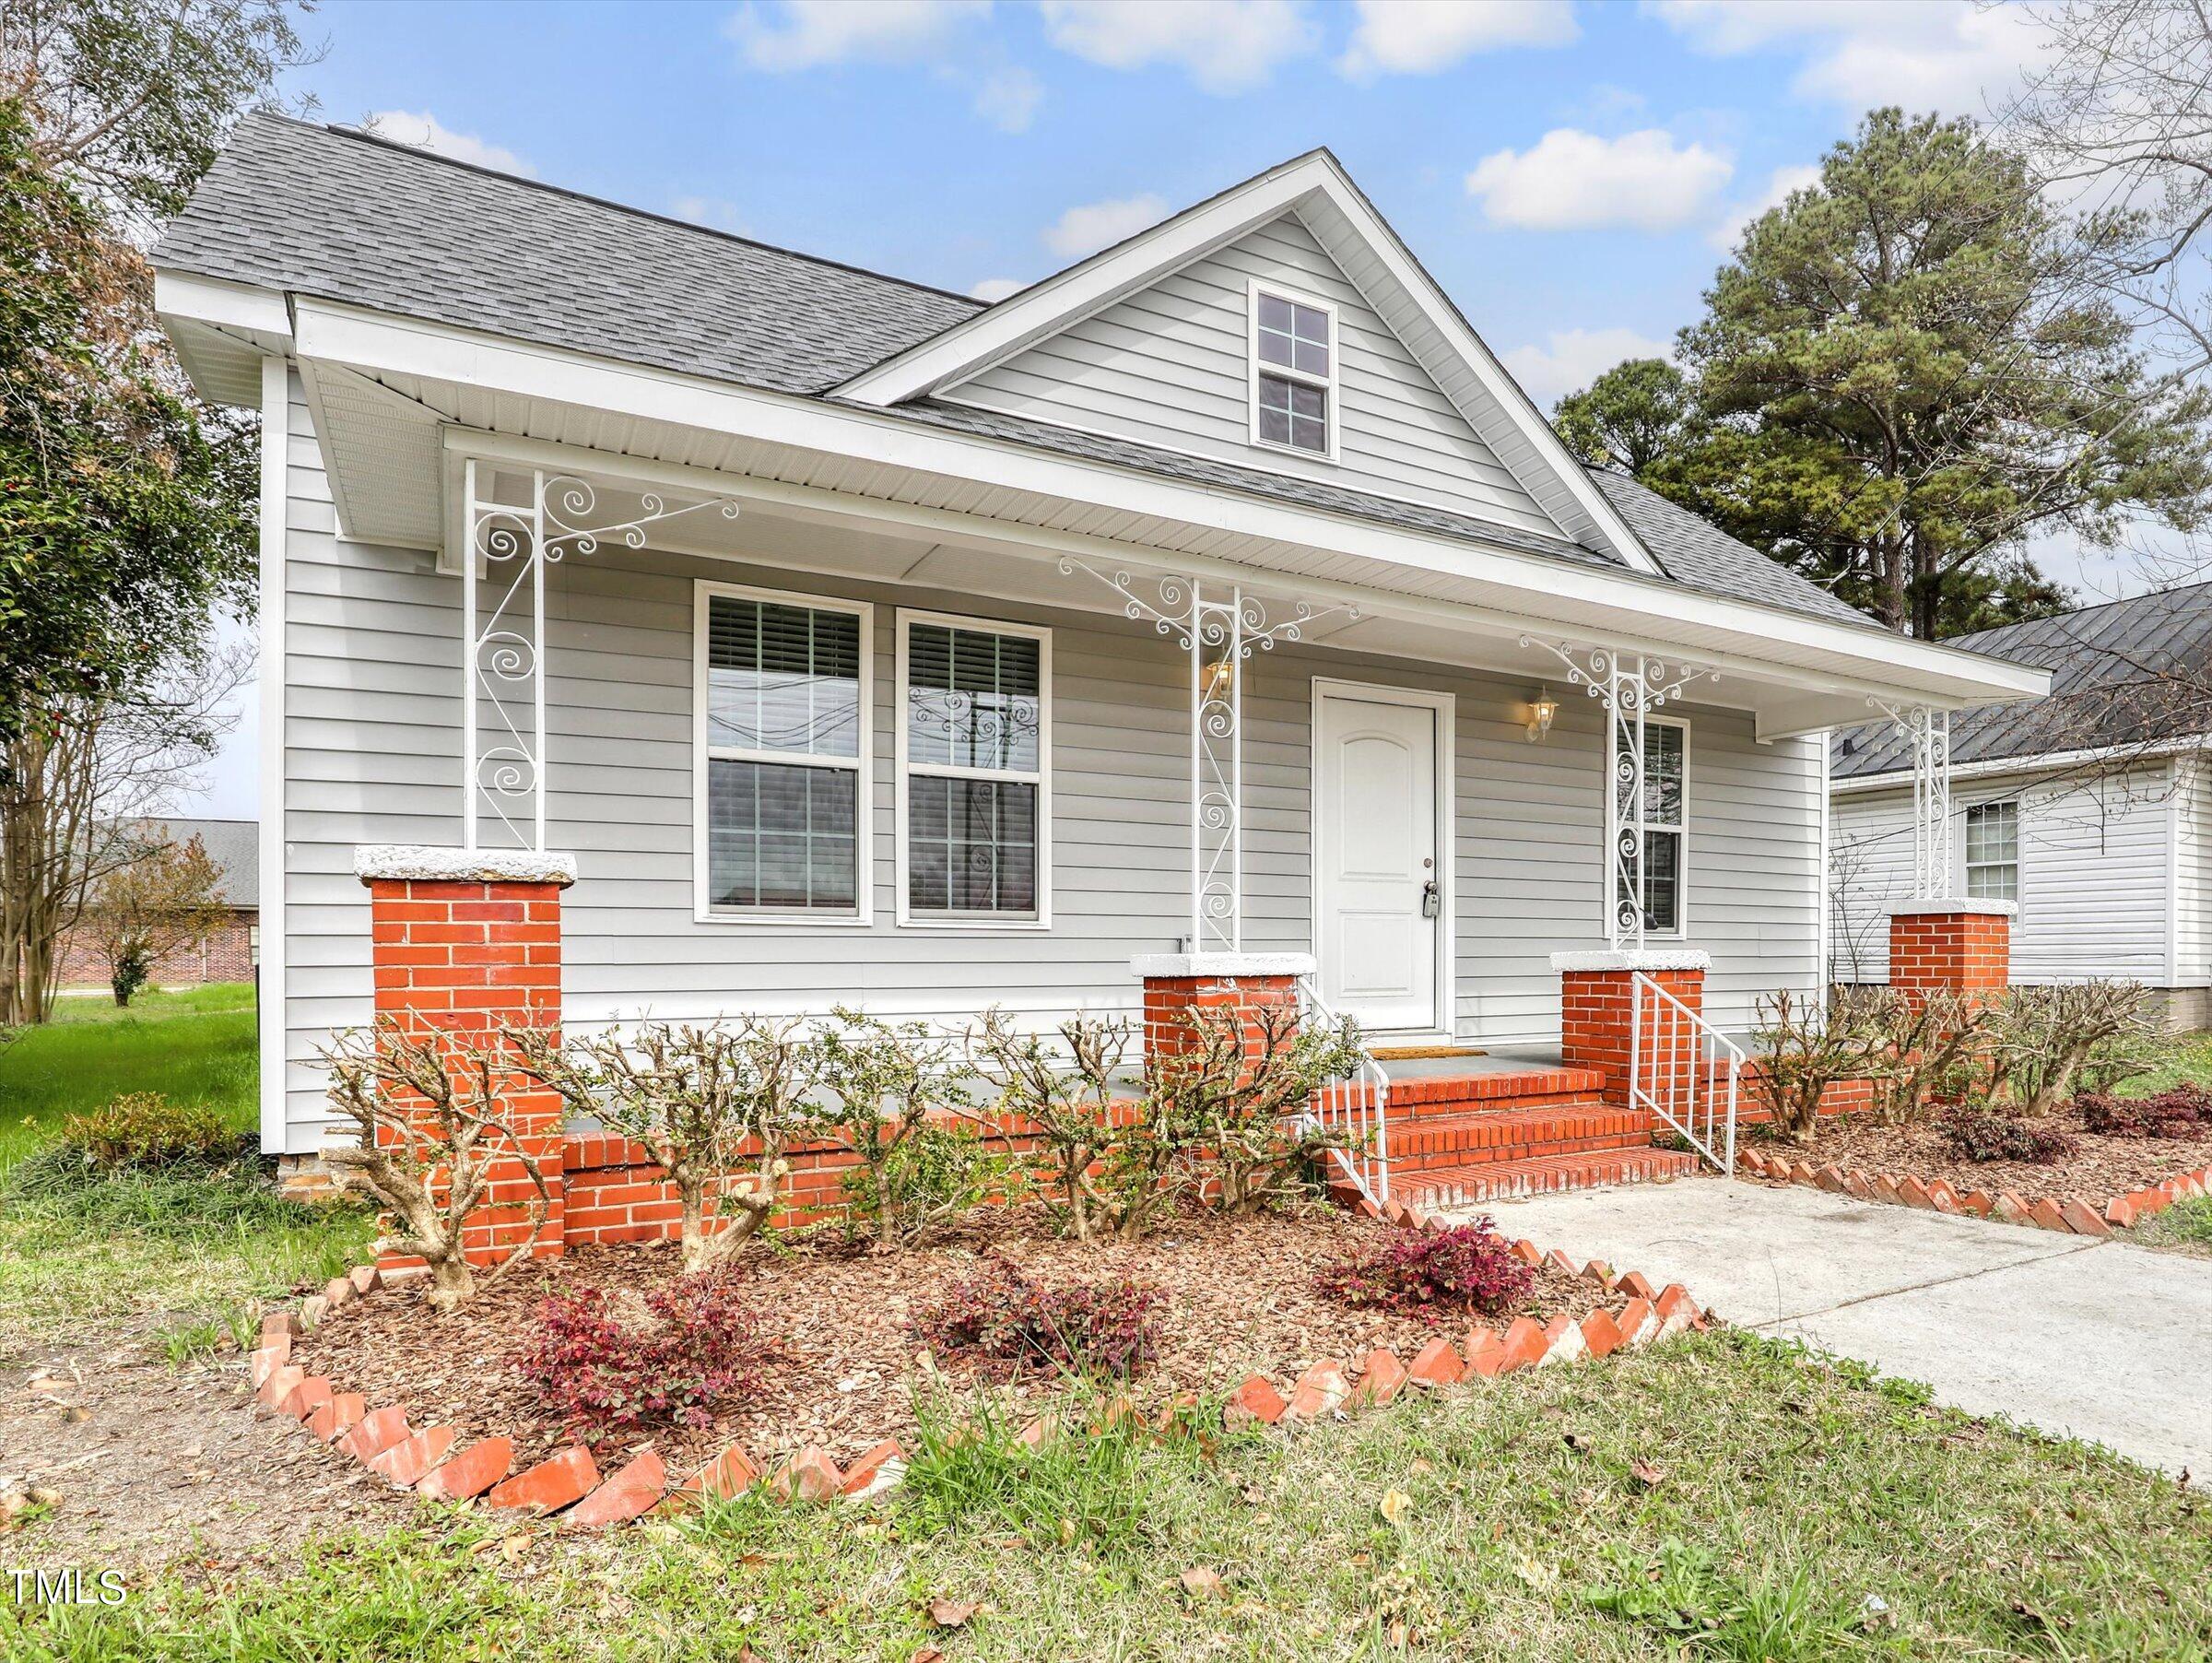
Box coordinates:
[1474,1178,2212,1481]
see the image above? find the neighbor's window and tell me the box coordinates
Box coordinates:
[1615,720,1687,934]
[900,613,1049,922]
[700,586,868,915]
[1251,285,1335,458]
[1965,800,2018,903]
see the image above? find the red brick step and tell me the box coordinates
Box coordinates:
[1363,1148,1700,1211]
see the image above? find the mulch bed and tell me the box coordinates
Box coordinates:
[291,1202,1601,1477]
[1761,1107,2212,1205]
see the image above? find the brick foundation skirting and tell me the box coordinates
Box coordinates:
[1740,1147,2212,1237]
[249,1212,1715,1531]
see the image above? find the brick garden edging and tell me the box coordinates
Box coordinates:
[1739,1146,2212,1238]
[246,1211,1713,1531]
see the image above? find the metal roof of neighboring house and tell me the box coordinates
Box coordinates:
[120,818,259,908]
[159,112,1873,630]
[1832,582,2212,779]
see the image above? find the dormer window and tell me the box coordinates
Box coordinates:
[1248,282,1337,460]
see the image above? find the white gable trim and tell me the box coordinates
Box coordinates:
[835,150,1664,577]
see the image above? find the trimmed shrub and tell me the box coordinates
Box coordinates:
[2078,1084,2212,1139]
[915,1253,1162,1381]
[55,1092,237,1170]
[515,1269,769,1442]
[1313,1218,1534,1322]
[1936,1107,2077,1164]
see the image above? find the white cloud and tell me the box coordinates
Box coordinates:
[969,277,1026,302]
[1645,0,2047,116]
[726,0,989,72]
[1465,128,1732,231]
[972,64,1043,132]
[671,195,749,234]
[1338,0,1577,80]
[1501,326,1675,410]
[1042,193,1169,261]
[1707,161,1820,253]
[1039,0,1318,94]
[364,110,533,176]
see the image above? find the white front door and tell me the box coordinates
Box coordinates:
[1316,688,1441,1032]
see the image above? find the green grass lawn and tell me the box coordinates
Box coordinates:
[10,1333,2209,1661]
[0,982,371,1362]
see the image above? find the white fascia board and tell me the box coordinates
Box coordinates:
[836,150,1664,578]
[1830,734,2210,795]
[292,298,2047,708]
[153,269,295,346]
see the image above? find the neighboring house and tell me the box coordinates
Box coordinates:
[150,116,2040,1171]
[57,817,261,988]
[1830,584,2212,1029]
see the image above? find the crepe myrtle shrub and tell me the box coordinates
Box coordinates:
[817,1006,1003,1246]
[966,1008,1132,1244]
[1314,1216,1534,1323]
[514,1019,831,1272]
[515,1268,768,1444]
[1751,989,1880,1143]
[2078,1084,2212,1139]
[320,1020,555,1313]
[915,1252,1163,1381]
[1851,986,1994,1124]
[1144,999,1364,1217]
[1936,1104,2077,1164]
[1981,982,2158,1115]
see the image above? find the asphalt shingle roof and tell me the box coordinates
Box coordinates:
[116,818,259,907]
[1832,583,2212,779]
[159,114,1888,630]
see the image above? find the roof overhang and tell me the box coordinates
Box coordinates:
[158,277,2050,740]
[837,149,1664,576]
[155,271,293,406]
[1832,733,2208,793]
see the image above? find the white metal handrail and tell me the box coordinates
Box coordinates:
[1629,970,1742,1174]
[1295,974,1392,1209]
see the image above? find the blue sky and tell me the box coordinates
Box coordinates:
[182,0,2074,819]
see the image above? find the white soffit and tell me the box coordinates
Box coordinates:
[835,150,1660,576]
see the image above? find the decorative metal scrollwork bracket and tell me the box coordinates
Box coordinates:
[1059,559,1358,952]
[463,461,741,851]
[1869,699,1953,899]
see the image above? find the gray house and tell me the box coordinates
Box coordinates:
[152,117,2041,1182]
[1831,584,2212,1029]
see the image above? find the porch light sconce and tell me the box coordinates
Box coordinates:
[1202,654,1236,703]
[1526,686,1559,744]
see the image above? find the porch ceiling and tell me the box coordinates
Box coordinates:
[168,282,2048,741]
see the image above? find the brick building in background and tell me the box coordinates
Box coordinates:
[56,818,261,989]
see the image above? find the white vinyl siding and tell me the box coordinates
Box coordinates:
[947,213,1563,539]
[1830,761,2181,987]
[270,389,1826,1148]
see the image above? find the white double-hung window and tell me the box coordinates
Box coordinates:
[695,582,871,920]
[1248,281,1337,460]
[1964,800,2018,902]
[898,611,1050,926]
[1616,718,1688,935]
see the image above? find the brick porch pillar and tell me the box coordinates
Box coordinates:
[357,845,576,1270]
[1131,952,1316,1064]
[1887,899,2014,1004]
[1551,949,1711,1107]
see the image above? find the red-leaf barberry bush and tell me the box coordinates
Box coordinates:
[2077,1084,2212,1139]
[514,1269,770,1442]
[914,1253,1163,1381]
[1936,1106,2077,1164]
[1312,1218,1534,1323]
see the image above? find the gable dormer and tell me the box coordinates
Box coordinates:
[840,152,1662,574]
[939,213,1561,539]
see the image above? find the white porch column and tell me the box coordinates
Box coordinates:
[1521,638,1716,950]
[1870,702,1954,899]
[460,462,740,852]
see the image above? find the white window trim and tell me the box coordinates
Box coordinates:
[1616,714,1690,940]
[895,607,1053,930]
[691,577,876,927]
[1246,277,1341,464]
[1962,798,2021,908]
